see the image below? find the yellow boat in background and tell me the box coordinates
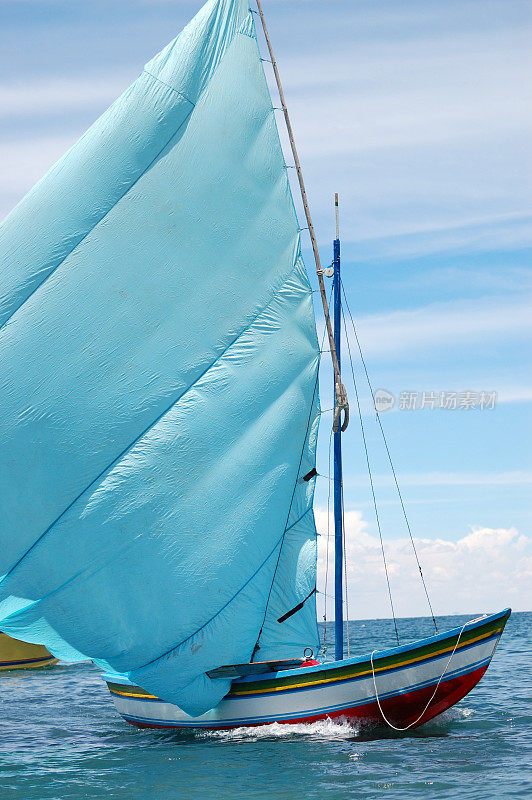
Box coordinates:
[0,632,58,670]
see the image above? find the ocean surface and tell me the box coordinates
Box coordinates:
[1,612,530,800]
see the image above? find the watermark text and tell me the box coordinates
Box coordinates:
[373,389,497,413]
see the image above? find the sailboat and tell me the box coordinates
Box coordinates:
[0,632,57,671]
[0,0,509,730]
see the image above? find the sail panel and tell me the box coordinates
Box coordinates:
[255,393,321,662]
[0,0,320,716]
[0,0,246,330]
[0,78,193,328]
[256,513,320,662]
[0,0,287,575]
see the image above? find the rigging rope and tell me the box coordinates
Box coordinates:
[340,280,438,634]
[341,479,351,657]
[320,284,334,657]
[370,621,469,730]
[341,309,400,646]
[252,367,320,660]
[322,425,333,656]
[254,0,349,433]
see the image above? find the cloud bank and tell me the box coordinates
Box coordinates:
[315,507,531,620]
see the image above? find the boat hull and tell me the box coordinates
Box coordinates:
[0,632,58,670]
[103,608,510,731]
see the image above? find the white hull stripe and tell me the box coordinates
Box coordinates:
[115,656,490,728]
[228,634,499,699]
[109,631,498,705]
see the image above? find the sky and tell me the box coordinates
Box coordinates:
[1,0,531,621]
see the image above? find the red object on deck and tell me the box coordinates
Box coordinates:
[301,658,320,667]
[125,664,488,731]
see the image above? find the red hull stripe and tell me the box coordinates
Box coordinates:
[123,666,488,731]
[120,663,489,731]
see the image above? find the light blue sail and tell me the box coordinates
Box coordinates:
[0,0,320,715]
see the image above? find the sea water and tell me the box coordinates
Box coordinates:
[1,612,530,800]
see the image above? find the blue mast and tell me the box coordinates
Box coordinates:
[333,193,344,661]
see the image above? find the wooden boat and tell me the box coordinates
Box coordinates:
[103,610,509,730]
[0,0,510,734]
[0,632,58,671]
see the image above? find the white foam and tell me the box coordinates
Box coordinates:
[419,705,474,730]
[199,717,358,741]
[197,707,475,741]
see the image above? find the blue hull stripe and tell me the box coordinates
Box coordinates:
[229,633,499,700]
[109,631,498,705]
[118,656,491,728]
[0,655,55,667]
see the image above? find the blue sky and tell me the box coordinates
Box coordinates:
[1,0,530,619]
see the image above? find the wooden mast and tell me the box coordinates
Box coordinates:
[255,0,349,433]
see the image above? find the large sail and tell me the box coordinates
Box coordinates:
[0,0,320,715]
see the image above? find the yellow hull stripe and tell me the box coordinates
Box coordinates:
[230,626,502,696]
[110,688,159,700]
[108,623,503,702]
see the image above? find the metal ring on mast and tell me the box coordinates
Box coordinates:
[255,0,349,433]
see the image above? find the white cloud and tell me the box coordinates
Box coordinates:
[0,135,80,219]
[281,28,531,153]
[345,471,532,489]
[315,506,531,619]
[498,387,532,404]
[316,294,532,362]
[352,295,532,358]
[0,75,130,120]
[1,0,530,258]
[333,214,532,259]
[275,17,532,253]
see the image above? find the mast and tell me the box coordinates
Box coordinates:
[255,0,349,434]
[333,193,344,660]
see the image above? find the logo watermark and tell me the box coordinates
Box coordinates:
[374,389,396,412]
[374,390,498,412]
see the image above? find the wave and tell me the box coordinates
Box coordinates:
[199,717,359,742]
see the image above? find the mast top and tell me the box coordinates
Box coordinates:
[335,193,339,241]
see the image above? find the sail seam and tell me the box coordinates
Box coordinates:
[134,526,288,670]
[142,9,254,127]
[133,360,317,672]
[283,506,314,536]
[3,264,310,581]
[142,69,195,105]
[1,12,254,334]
